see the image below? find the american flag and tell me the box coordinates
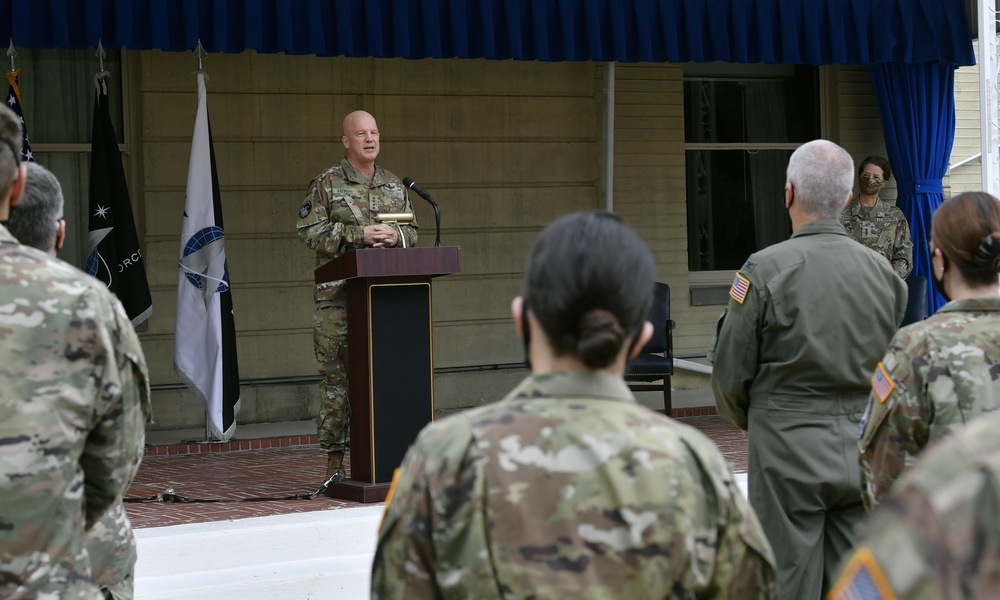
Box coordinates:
[5,69,33,162]
[872,363,895,403]
[729,272,750,304]
[829,548,893,600]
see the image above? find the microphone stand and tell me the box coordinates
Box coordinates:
[403,177,442,247]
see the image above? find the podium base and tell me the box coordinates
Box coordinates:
[323,479,391,503]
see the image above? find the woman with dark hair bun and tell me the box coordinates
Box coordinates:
[373,211,777,599]
[839,155,914,278]
[859,191,1000,511]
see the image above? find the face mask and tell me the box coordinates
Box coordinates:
[860,178,886,195]
[520,299,532,369]
[931,252,950,302]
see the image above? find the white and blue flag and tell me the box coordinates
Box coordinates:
[174,70,240,441]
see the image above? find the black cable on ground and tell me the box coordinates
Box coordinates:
[123,474,344,504]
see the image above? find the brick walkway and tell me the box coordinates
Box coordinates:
[125,415,746,529]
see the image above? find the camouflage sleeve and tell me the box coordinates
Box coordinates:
[79,292,150,529]
[709,271,762,431]
[683,435,777,598]
[372,418,494,599]
[829,487,947,600]
[890,214,913,279]
[86,499,137,589]
[296,176,365,255]
[858,341,928,512]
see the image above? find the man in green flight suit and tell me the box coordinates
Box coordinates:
[296,110,418,481]
[710,139,907,600]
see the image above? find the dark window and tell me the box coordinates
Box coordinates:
[684,64,821,272]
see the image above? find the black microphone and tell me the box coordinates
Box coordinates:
[402,177,441,247]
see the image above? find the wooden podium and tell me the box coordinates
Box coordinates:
[315,247,461,502]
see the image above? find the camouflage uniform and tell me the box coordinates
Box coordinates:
[858,296,1000,512]
[831,409,1000,599]
[86,500,137,599]
[840,197,914,278]
[0,226,150,600]
[296,158,417,451]
[710,219,906,600]
[372,372,777,599]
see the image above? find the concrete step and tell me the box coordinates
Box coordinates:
[134,475,747,600]
[134,505,383,600]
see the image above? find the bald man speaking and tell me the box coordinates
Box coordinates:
[297,110,419,482]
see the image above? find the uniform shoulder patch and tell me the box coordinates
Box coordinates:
[829,547,897,600]
[872,362,895,404]
[729,272,751,304]
[299,201,312,219]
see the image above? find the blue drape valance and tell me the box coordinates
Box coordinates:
[0,0,975,65]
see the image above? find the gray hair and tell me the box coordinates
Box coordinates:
[786,140,855,218]
[0,104,22,193]
[8,162,64,252]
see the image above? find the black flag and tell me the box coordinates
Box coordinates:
[87,77,152,327]
[5,69,33,162]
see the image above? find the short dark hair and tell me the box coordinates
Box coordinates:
[932,192,1000,286]
[7,162,64,252]
[858,156,893,182]
[523,211,654,369]
[0,104,22,193]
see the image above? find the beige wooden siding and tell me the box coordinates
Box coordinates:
[950,39,983,194]
[138,51,603,424]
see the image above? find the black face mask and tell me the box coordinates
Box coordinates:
[931,252,950,302]
[520,299,532,369]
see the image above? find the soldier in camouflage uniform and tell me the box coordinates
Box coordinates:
[859,191,1000,512]
[0,106,150,599]
[839,155,913,278]
[711,141,906,600]
[7,161,149,600]
[296,110,417,480]
[372,211,776,599]
[831,409,1000,599]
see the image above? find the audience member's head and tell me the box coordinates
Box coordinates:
[0,105,26,216]
[930,191,1000,297]
[7,162,65,254]
[519,210,654,371]
[786,140,855,218]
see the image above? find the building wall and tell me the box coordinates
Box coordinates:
[135,52,890,429]
[951,39,984,194]
[136,51,604,428]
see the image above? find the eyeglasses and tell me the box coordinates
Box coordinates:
[860,173,884,183]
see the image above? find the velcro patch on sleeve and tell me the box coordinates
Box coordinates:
[729,272,751,304]
[828,547,897,600]
[871,362,895,404]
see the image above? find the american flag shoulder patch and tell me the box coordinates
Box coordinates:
[729,272,751,304]
[828,547,897,600]
[872,362,895,404]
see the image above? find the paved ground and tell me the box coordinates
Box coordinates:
[125,414,745,528]
[128,412,746,598]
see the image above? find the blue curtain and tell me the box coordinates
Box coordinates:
[869,63,957,313]
[0,0,975,65]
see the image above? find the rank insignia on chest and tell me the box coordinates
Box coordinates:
[871,362,895,403]
[729,272,751,304]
